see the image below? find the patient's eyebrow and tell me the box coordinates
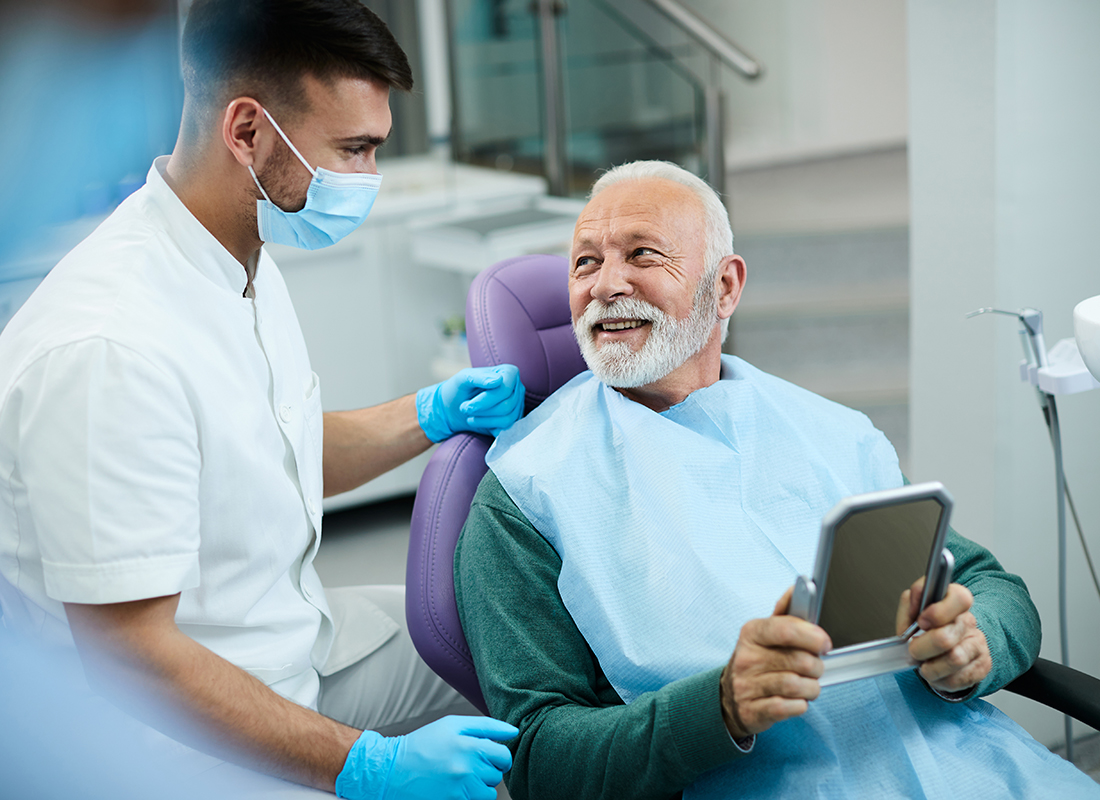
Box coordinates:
[572,228,674,259]
[619,228,674,250]
[573,233,599,251]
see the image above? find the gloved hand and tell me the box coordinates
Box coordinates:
[416,365,525,443]
[335,715,518,800]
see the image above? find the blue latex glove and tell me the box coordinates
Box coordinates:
[335,715,518,800]
[416,365,525,443]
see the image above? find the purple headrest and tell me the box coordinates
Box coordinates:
[466,254,588,412]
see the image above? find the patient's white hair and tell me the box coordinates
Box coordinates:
[591,161,735,341]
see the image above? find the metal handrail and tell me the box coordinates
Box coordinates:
[642,0,763,80]
[532,0,763,195]
[536,0,570,197]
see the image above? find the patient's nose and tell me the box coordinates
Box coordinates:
[592,257,633,303]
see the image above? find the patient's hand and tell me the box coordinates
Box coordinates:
[896,577,992,694]
[719,587,831,739]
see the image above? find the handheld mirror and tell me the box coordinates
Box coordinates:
[790,482,955,687]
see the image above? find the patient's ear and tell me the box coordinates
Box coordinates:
[716,254,747,320]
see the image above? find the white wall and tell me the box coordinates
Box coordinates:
[692,0,908,168]
[909,0,1100,748]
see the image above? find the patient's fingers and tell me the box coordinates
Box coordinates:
[746,696,811,723]
[749,671,822,702]
[750,615,832,657]
[918,583,973,631]
[720,659,819,737]
[776,648,826,680]
[734,634,826,680]
[916,621,992,692]
[909,612,967,662]
[720,615,829,738]
[908,609,992,693]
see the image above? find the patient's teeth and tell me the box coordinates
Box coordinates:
[601,320,644,331]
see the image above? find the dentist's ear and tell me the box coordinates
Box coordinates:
[716,254,747,321]
[222,97,267,169]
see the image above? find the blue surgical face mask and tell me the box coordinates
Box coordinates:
[248,108,382,250]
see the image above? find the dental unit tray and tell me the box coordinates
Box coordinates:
[790,482,955,687]
[1018,337,1100,395]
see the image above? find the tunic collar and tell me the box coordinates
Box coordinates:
[144,156,252,297]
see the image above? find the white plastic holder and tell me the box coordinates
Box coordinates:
[1019,337,1100,395]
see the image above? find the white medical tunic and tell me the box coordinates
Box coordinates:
[0,157,351,708]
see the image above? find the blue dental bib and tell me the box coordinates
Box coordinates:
[487,355,1098,799]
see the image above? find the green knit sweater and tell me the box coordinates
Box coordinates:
[455,470,1041,800]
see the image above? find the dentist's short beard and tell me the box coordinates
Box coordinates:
[256,138,308,213]
[573,279,719,388]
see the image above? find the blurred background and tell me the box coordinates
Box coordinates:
[1,0,1097,779]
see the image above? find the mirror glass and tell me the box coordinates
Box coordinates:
[817,497,945,649]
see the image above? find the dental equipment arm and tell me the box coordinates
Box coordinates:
[966,305,1074,759]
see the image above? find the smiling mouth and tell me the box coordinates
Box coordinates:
[596,319,648,332]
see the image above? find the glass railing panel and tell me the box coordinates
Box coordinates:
[449,0,544,172]
[448,0,708,194]
[561,0,705,191]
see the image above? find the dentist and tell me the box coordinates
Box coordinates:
[0,1,521,797]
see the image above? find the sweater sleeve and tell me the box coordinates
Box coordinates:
[897,476,1040,699]
[455,470,746,800]
[944,527,1041,697]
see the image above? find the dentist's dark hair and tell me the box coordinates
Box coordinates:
[181,0,412,133]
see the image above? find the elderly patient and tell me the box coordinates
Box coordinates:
[454,160,1100,799]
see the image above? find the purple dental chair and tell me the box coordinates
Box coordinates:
[403,255,1100,734]
[405,254,586,713]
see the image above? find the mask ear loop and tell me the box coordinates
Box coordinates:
[260,107,317,178]
[248,166,273,203]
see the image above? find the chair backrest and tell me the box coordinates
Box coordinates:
[406,254,584,712]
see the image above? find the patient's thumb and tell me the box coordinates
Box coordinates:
[774,586,794,616]
[895,588,913,636]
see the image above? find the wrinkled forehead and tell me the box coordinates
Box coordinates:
[572,178,705,251]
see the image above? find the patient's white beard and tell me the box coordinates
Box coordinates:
[574,284,718,389]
